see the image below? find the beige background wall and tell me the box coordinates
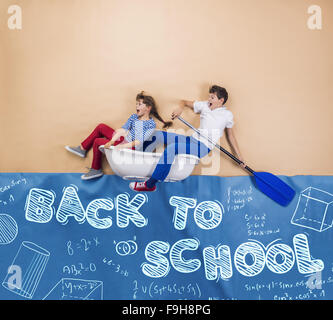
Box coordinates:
[0,0,332,176]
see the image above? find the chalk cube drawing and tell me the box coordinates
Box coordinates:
[43,278,103,300]
[2,241,50,299]
[291,187,333,232]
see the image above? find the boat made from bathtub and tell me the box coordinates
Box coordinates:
[100,146,199,182]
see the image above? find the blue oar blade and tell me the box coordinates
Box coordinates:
[252,171,296,206]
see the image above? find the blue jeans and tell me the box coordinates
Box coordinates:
[143,130,211,182]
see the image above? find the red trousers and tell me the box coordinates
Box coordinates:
[81,123,126,170]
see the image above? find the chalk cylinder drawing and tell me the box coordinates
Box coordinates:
[0,214,18,244]
[291,187,333,232]
[101,146,199,182]
[2,241,50,299]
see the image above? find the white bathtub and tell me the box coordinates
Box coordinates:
[100,146,199,182]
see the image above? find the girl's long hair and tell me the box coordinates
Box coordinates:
[136,91,172,129]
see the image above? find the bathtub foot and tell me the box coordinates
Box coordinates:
[123,176,147,182]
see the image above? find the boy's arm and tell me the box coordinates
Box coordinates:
[225,128,246,168]
[182,100,194,109]
[171,100,194,120]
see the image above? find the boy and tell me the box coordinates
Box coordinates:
[129,85,245,192]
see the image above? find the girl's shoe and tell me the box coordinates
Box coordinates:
[65,145,87,158]
[129,181,156,192]
[81,168,104,180]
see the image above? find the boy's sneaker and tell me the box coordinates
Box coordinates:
[65,145,87,158]
[81,168,104,180]
[129,181,156,192]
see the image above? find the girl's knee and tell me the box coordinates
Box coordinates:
[96,123,107,130]
[93,138,107,147]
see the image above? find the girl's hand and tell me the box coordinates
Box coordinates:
[104,141,114,149]
[171,100,186,120]
[115,140,139,150]
[114,143,132,150]
[171,106,184,120]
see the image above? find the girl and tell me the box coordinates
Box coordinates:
[65,92,172,180]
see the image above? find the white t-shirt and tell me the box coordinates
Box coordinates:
[192,101,234,149]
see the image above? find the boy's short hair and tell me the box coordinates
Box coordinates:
[209,85,228,104]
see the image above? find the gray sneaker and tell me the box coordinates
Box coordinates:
[81,168,104,180]
[65,145,87,158]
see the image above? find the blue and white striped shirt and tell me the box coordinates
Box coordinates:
[122,114,156,147]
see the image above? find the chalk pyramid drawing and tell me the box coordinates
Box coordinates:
[43,278,103,300]
[291,187,333,232]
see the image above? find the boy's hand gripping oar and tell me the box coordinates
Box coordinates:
[176,116,296,207]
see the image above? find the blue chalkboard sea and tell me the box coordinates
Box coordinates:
[0,173,332,300]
